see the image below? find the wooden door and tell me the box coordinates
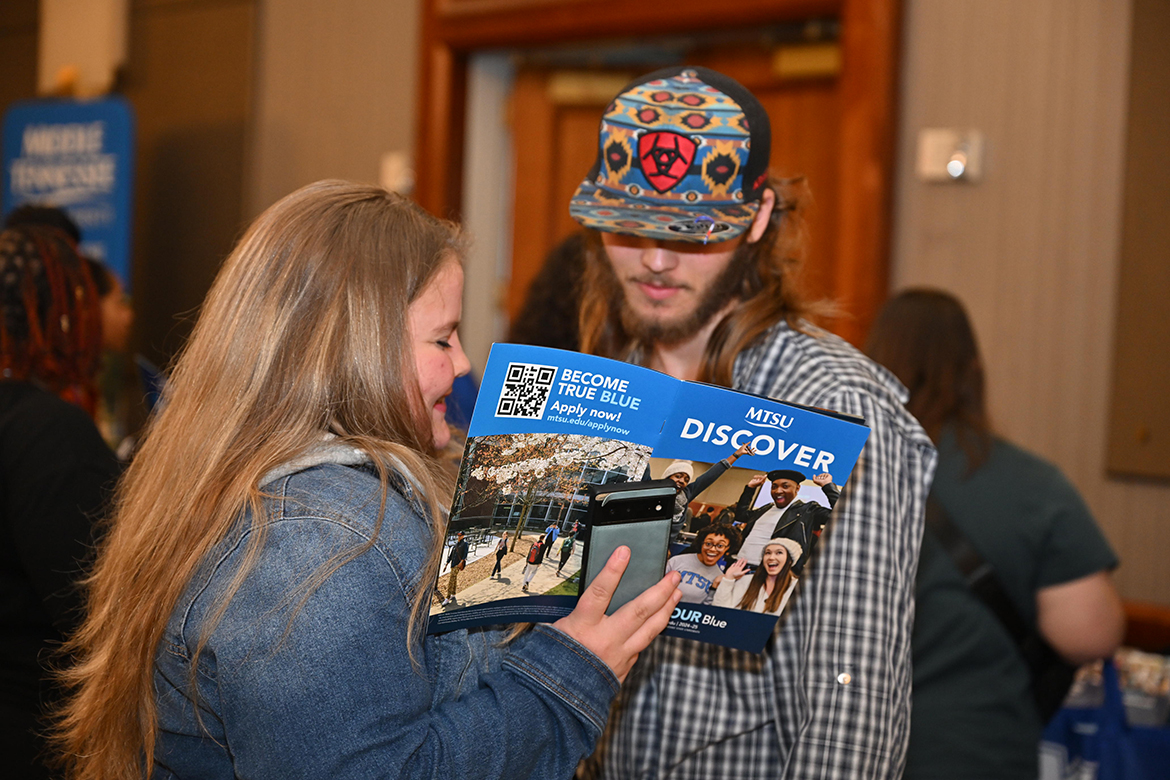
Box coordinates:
[694,48,842,310]
[506,69,628,323]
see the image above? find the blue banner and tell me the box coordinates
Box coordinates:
[3,97,136,288]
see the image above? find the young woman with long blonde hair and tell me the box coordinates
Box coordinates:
[55,181,681,780]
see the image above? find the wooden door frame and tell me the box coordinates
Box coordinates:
[414,0,902,344]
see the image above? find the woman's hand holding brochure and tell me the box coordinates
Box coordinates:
[555,546,683,682]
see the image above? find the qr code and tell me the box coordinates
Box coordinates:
[496,362,557,419]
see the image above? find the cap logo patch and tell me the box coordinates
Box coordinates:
[637,131,697,193]
[569,66,770,244]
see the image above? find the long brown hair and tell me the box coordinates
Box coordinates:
[55,181,462,780]
[577,176,823,386]
[0,225,102,413]
[864,288,991,469]
[737,543,795,614]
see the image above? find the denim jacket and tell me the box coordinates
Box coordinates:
[152,457,618,779]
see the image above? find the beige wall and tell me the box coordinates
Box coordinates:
[248,0,421,216]
[124,0,255,367]
[892,0,1168,604]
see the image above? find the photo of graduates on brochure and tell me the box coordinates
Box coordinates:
[433,432,840,623]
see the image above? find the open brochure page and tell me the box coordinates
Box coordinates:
[427,343,871,652]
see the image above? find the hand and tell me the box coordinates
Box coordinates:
[812,472,833,488]
[553,546,682,683]
[731,442,755,461]
[724,558,749,581]
[747,474,766,489]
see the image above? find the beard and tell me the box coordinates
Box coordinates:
[605,240,753,347]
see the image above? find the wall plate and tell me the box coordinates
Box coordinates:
[916,128,984,183]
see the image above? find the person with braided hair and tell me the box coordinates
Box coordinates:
[0,225,120,780]
[0,225,105,413]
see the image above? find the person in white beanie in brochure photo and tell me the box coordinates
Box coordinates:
[713,537,802,615]
[661,442,754,543]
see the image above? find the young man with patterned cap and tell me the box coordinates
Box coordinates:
[569,66,937,780]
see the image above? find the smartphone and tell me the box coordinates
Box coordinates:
[580,479,676,615]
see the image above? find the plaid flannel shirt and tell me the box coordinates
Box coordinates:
[581,321,936,780]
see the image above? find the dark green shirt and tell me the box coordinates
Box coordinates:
[904,428,1118,780]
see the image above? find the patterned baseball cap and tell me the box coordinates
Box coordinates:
[569,66,772,244]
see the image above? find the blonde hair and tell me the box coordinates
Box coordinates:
[577,176,824,386]
[55,180,461,780]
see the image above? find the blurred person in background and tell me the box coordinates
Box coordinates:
[507,231,587,352]
[4,205,82,246]
[4,206,141,454]
[83,258,139,456]
[0,225,121,779]
[84,259,133,354]
[865,288,1125,780]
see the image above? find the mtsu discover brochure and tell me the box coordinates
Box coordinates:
[427,343,870,653]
